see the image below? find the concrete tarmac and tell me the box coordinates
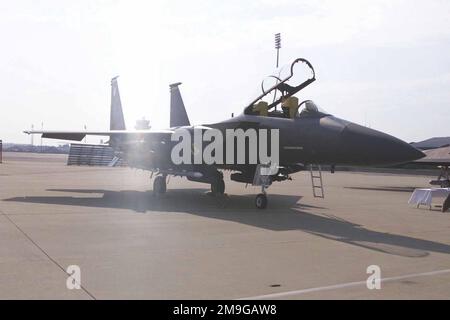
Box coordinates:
[0,152,449,299]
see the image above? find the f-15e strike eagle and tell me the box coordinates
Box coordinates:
[25,58,424,209]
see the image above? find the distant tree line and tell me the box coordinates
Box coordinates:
[2,143,70,154]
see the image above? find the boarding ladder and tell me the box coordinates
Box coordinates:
[108,156,121,167]
[309,164,324,198]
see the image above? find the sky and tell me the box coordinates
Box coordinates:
[1,0,449,144]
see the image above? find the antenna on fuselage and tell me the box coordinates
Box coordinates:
[275,33,281,68]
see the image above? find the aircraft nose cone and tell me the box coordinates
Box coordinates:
[339,123,425,165]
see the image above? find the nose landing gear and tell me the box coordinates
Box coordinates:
[255,190,268,209]
[254,179,270,209]
[252,165,273,209]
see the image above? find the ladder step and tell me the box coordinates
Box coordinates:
[309,163,324,198]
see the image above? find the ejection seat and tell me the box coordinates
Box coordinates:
[252,101,269,116]
[281,96,299,118]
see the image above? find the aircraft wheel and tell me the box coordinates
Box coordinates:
[153,176,166,195]
[211,179,225,195]
[255,193,268,209]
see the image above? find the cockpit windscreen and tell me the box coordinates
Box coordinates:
[244,58,328,119]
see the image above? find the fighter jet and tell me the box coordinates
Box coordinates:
[413,145,450,188]
[25,58,425,209]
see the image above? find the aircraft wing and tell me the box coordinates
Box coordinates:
[414,160,450,166]
[23,129,174,141]
[413,146,450,166]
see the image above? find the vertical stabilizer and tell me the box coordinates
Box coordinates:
[110,76,126,130]
[170,82,190,128]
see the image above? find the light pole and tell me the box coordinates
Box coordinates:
[30,124,34,146]
[275,33,281,68]
[40,122,43,153]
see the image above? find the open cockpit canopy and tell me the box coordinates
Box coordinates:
[244,58,328,118]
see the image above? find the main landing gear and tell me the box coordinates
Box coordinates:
[153,175,167,196]
[211,178,225,195]
[152,170,270,209]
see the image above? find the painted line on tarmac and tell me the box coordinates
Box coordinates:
[240,268,450,299]
[0,208,96,300]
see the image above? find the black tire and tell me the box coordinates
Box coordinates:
[153,176,166,195]
[211,179,225,195]
[255,193,268,209]
[443,194,450,212]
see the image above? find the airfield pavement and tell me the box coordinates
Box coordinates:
[0,152,449,299]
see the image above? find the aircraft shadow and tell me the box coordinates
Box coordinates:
[4,188,450,257]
